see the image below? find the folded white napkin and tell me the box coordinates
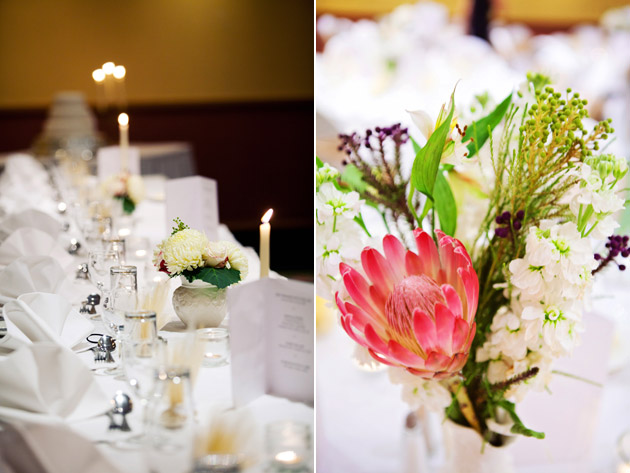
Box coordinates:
[0,228,74,270]
[0,209,62,242]
[0,155,57,216]
[0,256,76,305]
[0,343,110,423]
[2,293,93,351]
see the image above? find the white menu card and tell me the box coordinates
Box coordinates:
[96,145,141,179]
[165,176,219,240]
[229,278,314,407]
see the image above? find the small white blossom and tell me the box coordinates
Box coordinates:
[388,367,451,412]
[316,182,362,221]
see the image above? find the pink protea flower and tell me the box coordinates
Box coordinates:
[336,229,478,379]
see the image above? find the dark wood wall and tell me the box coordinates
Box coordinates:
[0,101,314,276]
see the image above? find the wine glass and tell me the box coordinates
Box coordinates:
[145,366,196,472]
[87,250,119,319]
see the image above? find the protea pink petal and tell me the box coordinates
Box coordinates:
[369,285,388,313]
[369,349,398,366]
[464,322,477,352]
[413,229,440,279]
[452,317,471,353]
[407,366,433,378]
[335,292,349,316]
[447,353,469,372]
[344,301,379,332]
[361,248,397,291]
[412,308,437,353]
[383,234,407,281]
[340,315,368,348]
[441,284,463,318]
[434,303,455,356]
[424,351,451,371]
[387,340,426,367]
[458,266,479,321]
[364,324,389,354]
[340,264,381,319]
[405,250,424,276]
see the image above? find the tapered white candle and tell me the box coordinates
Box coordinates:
[92,69,106,112]
[102,62,115,107]
[260,209,273,278]
[118,113,129,173]
[113,65,127,110]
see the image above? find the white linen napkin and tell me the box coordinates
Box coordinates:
[0,256,75,305]
[0,230,74,270]
[0,343,110,423]
[0,209,62,242]
[2,293,93,350]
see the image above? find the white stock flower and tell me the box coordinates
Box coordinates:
[316,163,341,189]
[388,367,451,412]
[160,229,209,274]
[316,182,362,221]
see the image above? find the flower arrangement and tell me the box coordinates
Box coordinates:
[101,172,145,214]
[316,73,628,444]
[153,218,248,289]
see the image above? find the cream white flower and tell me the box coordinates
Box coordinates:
[160,229,209,274]
[101,174,125,197]
[127,174,145,204]
[205,241,229,267]
[224,241,248,280]
[316,182,362,221]
[388,367,451,412]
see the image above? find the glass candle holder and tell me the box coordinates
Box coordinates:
[196,328,230,367]
[266,422,311,472]
[103,237,126,264]
[125,309,158,342]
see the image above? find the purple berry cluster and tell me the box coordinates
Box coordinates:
[593,235,630,274]
[338,123,409,163]
[495,210,525,238]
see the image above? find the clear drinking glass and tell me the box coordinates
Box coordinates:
[83,214,113,250]
[87,250,120,296]
[145,366,196,473]
[266,422,312,472]
[103,237,127,264]
[102,266,138,336]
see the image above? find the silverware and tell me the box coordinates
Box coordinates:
[111,391,132,432]
[67,238,80,255]
[76,263,89,280]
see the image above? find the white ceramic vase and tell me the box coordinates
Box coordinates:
[441,420,515,473]
[172,277,227,328]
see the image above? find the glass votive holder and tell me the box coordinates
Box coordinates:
[196,328,230,367]
[193,454,242,473]
[266,421,311,472]
[125,309,158,342]
[103,237,126,264]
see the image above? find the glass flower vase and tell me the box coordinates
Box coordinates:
[441,420,515,473]
[171,277,227,329]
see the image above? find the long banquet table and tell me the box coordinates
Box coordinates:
[0,160,313,473]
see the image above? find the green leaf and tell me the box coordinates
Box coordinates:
[183,267,241,289]
[464,93,512,159]
[353,214,372,237]
[433,170,457,236]
[340,164,369,193]
[497,400,545,439]
[410,136,422,154]
[411,93,455,200]
[316,156,324,169]
[120,196,135,215]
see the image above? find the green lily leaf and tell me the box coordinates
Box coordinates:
[340,164,369,193]
[183,267,241,289]
[316,156,324,169]
[411,92,455,200]
[434,169,457,236]
[464,93,512,159]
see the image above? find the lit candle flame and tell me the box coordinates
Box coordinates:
[92,69,105,82]
[275,451,301,464]
[118,113,129,127]
[261,208,273,224]
[113,65,126,79]
[102,62,115,75]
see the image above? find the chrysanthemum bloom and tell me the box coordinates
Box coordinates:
[336,229,478,379]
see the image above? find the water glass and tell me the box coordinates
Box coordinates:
[102,266,138,336]
[125,309,158,343]
[196,328,230,367]
[103,237,127,264]
[122,337,164,400]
